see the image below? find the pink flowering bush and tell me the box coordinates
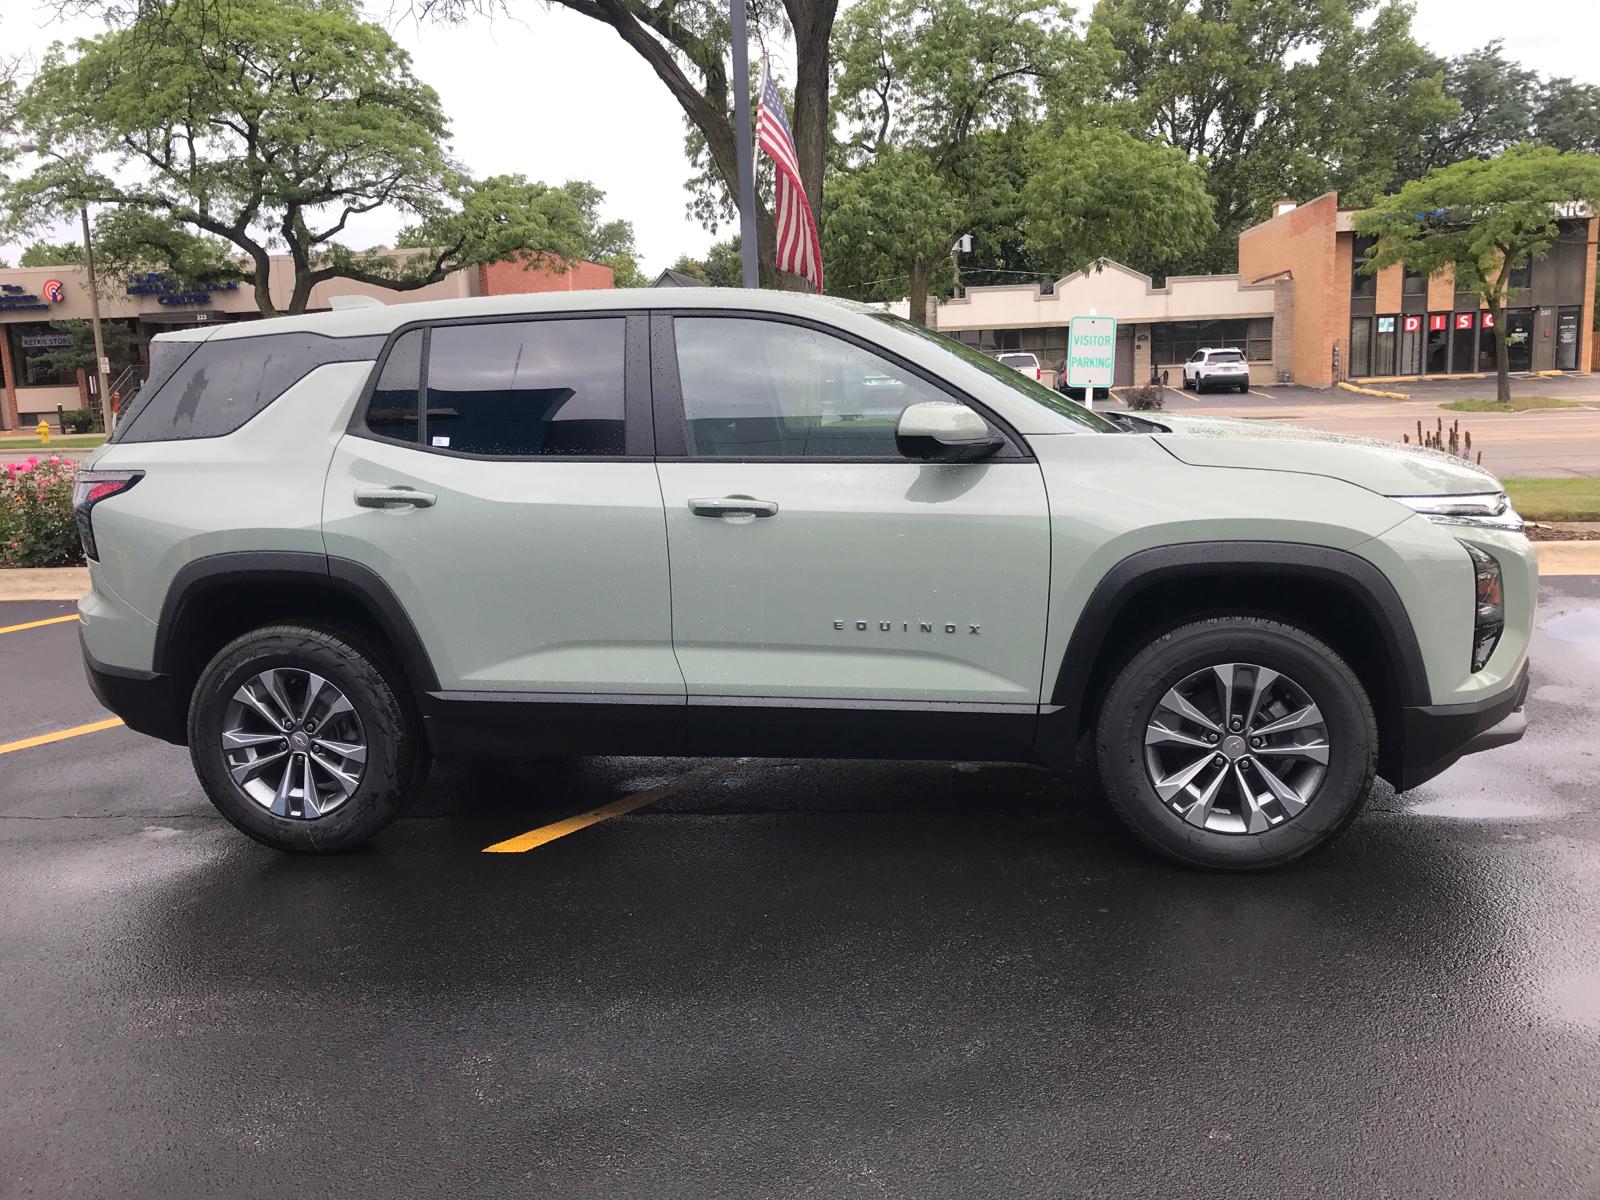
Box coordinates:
[1,456,85,567]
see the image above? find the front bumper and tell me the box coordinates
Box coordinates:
[82,632,188,745]
[1397,660,1529,790]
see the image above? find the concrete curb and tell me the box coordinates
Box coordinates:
[0,568,90,602]
[1534,542,1600,577]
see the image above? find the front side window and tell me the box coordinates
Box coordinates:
[673,316,960,457]
[423,318,625,456]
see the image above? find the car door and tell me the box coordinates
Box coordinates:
[652,312,1052,760]
[322,312,684,751]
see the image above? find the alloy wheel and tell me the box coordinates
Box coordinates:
[1143,662,1330,834]
[221,668,368,819]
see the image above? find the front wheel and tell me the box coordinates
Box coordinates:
[188,625,424,852]
[1095,617,1377,871]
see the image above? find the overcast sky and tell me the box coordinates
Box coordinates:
[3,0,1597,273]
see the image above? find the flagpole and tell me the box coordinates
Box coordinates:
[730,0,759,288]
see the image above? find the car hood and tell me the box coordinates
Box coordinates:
[1147,414,1501,496]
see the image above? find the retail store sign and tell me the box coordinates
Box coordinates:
[1404,316,1422,333]
[1377,317,1395,333]
[1430,314,1448,331]
[0,281,62,313]
[1455,313,1474,330]
[1066,315,1116,388]
[1482,311,1494,328]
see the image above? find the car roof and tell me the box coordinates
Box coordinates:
[150,287,885,344]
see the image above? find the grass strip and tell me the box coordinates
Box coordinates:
[1441,396,1584,412]
[1502,477,1600,522]
[0,435,108,450]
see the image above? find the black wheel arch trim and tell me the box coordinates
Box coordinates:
[1036,541,1432,770]
[152,551,441,693]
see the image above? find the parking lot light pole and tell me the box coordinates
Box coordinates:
[80,205,114,436]
[730,0,759,289]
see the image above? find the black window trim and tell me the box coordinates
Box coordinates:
[347,310,655,462]
[649,308,1034,464]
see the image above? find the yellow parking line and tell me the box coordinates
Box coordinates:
[0,717,124,756]
[483,760,742,853]
[1249,390,1277,400]
[0,614,79,636]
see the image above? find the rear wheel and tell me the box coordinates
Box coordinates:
[188,625,424,852]
[1095,617,1377,871]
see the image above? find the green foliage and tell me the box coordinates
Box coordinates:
[90,209,246,289]
[59,408,104,434]
[1090,0,1453,275]
[1021,124,1215,275]
[24,319,144,380]
[1356,145,1600,401]
[0,455,83,568]
[671,238,744,287]
[5,0,588,315]
[20,241,84,267]
[1123,385,1164,411]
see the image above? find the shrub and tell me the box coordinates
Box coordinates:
[1,456,84,567]
[1124,385,1164,411]
[60,408,103,434]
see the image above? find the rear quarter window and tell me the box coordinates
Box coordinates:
[115,332,386,443]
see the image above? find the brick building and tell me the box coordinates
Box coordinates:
[902,192,1597,388]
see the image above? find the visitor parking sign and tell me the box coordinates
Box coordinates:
[1067,316,1116,388]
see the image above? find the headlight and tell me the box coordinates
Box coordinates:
[1388,492,1523,531]
[1459,541,1504,672]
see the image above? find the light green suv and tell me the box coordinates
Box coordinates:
[74,290,1533,869]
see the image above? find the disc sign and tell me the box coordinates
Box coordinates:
[1067,316,1116,388]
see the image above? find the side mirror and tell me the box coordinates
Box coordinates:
[895,401,1004,461]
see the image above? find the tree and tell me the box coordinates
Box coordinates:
[672,237,743,286]
[24,318,144,383]
[555,180,649,287]
[1091,0,1452,275]
[5,0,587,316]
[1356,146,1600,404]
[20,241,84,266]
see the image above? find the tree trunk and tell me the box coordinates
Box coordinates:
[907,260,931,327]
[1493,297,1511,405]
[787,0,836,210]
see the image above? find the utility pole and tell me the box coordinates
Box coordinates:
[80,205,114,436]
[730,0,759,289]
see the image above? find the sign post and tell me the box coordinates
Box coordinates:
[1067,315,1117,401]
[730,0,759,288]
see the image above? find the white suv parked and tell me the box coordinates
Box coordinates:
[75,290,1533,869]
[1183,348,1251,394]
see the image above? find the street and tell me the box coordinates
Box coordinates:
[3,580,1599,1198]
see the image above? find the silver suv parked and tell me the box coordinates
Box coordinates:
[76,291,1533,869]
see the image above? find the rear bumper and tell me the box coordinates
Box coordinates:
[82,632,187,745]
[1396,661,1529,791]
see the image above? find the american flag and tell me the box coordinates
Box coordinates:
[757,68,823,292]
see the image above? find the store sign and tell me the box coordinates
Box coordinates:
[1377,317,1395,333]
[126,272,241,306]
[1066,316,1116,388]
[1481,311,1494,328]
[18,332,73,349]
[1429,314,1448,332]
[1455,313,1474,330]
[1404,316,1422,333]
[0,283,51,313]
[41,279,65,303]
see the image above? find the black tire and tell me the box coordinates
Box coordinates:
[1095,617,1377,871]
[188,624,424,853]
[1237,381,1250,393]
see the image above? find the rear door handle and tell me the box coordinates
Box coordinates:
[354,486,437,509]
[688,496,779,518]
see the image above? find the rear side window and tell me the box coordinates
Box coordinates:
[367,329,423,443]
[116,332,385,443]
[421,318,625,456]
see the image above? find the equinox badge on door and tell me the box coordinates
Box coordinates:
[834,620,980,634]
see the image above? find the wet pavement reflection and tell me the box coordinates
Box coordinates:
[2,581,1598,1198]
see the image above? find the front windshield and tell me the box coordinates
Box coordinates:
[868,313,1118,432]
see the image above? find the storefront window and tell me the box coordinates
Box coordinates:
[7,319,143,388]
[1556,307,1581,371]
[1399,315,1424,374]
[1425,314,1450,374]
[1476,311,1499,372]
[1373,315,1397,376]
[1450,312,1477,374]
[1151,319,1272,365]
[1348,317,1372,378]
[1504,309,1534,372]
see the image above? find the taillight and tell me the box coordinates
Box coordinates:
[72,470,142,561]
[1034,369,1041,380]
[1459,541,1504,672]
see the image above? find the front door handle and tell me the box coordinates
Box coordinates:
[354,486,437,510]
[688,496,779,519]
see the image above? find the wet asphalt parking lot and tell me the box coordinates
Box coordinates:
[3,581,1600,1199]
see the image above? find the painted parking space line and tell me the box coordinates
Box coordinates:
[1248,390,1277,400]
[483,759,743,853]
[0,614,79,636]
[0,717,124,757]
